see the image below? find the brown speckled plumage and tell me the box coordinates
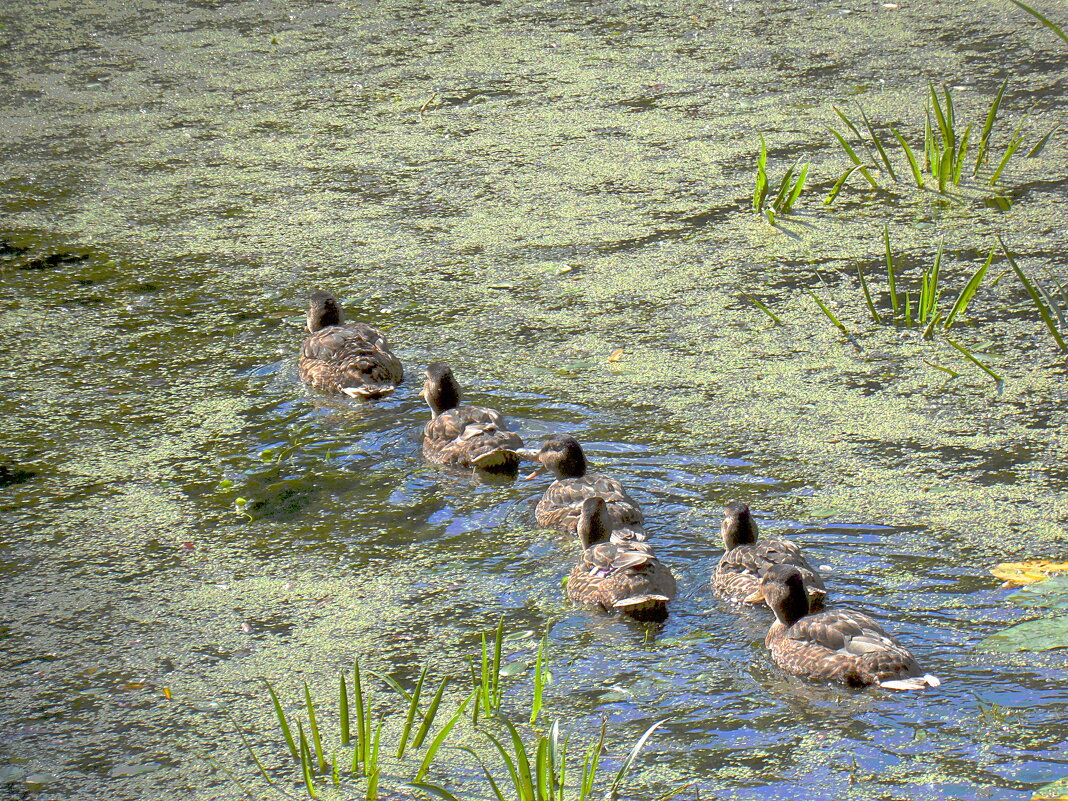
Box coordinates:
[566,498,675,621]
[520,435,647,543]
[421,363,523,473]
[758,565,934,689]
[711,501,826,609]
[298,292,403,398]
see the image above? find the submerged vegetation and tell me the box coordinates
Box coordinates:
[235,624,664,800]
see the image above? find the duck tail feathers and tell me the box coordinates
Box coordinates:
[879,673,941,691]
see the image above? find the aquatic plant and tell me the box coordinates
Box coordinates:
[825,82,1049,201]
[237,624,666,799]
[753,134,809,224]
[1007,0,1068,44]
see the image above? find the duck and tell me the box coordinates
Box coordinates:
[421,363,524,473]
[298,291,403,398]
[749,564,940,690]
[712,501,826,610]
[567,497,675,621]
[517,434,646,543]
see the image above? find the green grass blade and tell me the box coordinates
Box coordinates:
[884,224,899,319]
[504,718,535,801]
[856,103,897,181]
[224,711,286,793]
[1007,0,1068,43]
[297,721,318,799]
[833,105,865,140]
[265,680,299,761]
[938,147,953,193]
[412,677,449,749]
[930,83,952,151]
[856,263,881,323]
[975,79,1008,174]
[339,674,350,747]
[945,247,993,329]
[753,134,768,212]
[905,292,912,327]
[579,719,607,801]
[367,670,413,703]
[402,783,466,801]
[366,723,382,801]
[999,235,1067,351]
[535,738,551,801]
[414,691,475,783]
[398,663,430,758]
[303,682,326,774]
[927,237,945,323]
[530,638,546,725]
[828,127,879,188]
[764,207,775,226]
[781,163,809,212]
[492,618,504,711]
[947,338,1003,384]
[771,159,799,212]
[924,359,960,378]
[1027,123,1059,156]
[481,732,523,800]
[943,84,956,141]
[610,719,669,796]
[352,659,367,770]
[824,164,869,205]
[740,292,784,325]
[808,289,851,337]
[1036,280,1068,332]
[891,127,924,188]
[953,123,972,184]
[921,309,944,340]
[990,115,1028,185]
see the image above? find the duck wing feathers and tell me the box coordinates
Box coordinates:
[713,539,827,608]
[768,610,922,686]
[422,406,523,472]
[535,473,645,540]
[299,324,403,397]
[567,541,675,620]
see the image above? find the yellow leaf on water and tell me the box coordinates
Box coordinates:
[608,348,624,363]
[990,560,1068,586]
[162,687,172,699]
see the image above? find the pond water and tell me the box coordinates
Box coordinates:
[1,0,1066,799]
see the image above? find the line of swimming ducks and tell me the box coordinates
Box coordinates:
[297,291,940,692]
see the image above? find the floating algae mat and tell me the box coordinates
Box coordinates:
[0,0,1067,799]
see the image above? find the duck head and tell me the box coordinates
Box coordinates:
[423,363,462,418]
[721,500,759,551]
[516,434,588,479]
[748,564,810,627]
[577,497,612,549]
[307,291,343,333]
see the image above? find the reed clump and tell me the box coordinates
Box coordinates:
[230,622,666,800]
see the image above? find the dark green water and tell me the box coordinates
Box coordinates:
[1,0,1067,799]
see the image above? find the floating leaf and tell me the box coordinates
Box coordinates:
[979,615,1068,652]
[991,560,1068,586]
[607,348,624,363]
[1007,575,1068,609]
[502,629,535,642]
[498,661,528,678]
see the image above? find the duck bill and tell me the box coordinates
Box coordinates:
[743,588,765,604]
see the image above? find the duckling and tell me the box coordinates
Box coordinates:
[298,291,403,398]
[712,501,826,610]
[750,564,940,690]
[517,434,646,543]
[567,498,675,621]
[421,363,524,473]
